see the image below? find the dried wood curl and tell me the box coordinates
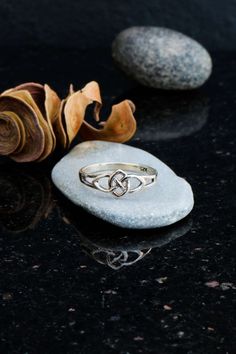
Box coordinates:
[0,81,136,162]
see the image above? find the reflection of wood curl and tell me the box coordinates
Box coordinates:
[0,168,54,233]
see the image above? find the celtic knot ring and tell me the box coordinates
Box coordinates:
[79,163,157,197]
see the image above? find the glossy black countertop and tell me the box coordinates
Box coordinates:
[0,49,235,354]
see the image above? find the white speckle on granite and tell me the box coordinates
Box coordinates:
[52,141,194,229]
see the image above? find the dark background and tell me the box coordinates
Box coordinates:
[0,0,235,50]
[0,2,236,354]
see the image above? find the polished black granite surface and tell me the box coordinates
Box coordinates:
[0,49,235,354]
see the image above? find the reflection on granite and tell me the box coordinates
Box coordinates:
[84,246,151,269]
[0,165,54,233]
[78,218,192,269]
[0,162,191,269]
[119,88,209,141]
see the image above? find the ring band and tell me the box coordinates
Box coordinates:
[79,162,157,197]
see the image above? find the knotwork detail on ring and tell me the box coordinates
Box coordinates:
[93,169,145,197]
[79,162,157,198]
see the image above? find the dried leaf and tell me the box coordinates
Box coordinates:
[63,81,136,146]
[0,95,45,162]
[53,98,68,149]
[3,82,46,116]
[0,82,63,161]
[44,84,61,150]
[64,91,91,146]
[81,81,102,121]
[69,84,75,95]
[0,80,136,162]
[79,99,136,142]
[2,90,54,161]
[0,111,24,155]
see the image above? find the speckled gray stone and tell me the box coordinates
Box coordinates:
[112,26,212,89]
[51,141,194,229]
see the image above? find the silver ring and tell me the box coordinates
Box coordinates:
[79,162,157,197]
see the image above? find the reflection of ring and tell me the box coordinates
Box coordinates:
[79,162,157,197]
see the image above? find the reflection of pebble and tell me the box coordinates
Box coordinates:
[131,91,209,141]
[112,27,212,89]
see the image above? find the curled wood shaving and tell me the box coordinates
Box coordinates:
[0,81,136,162]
